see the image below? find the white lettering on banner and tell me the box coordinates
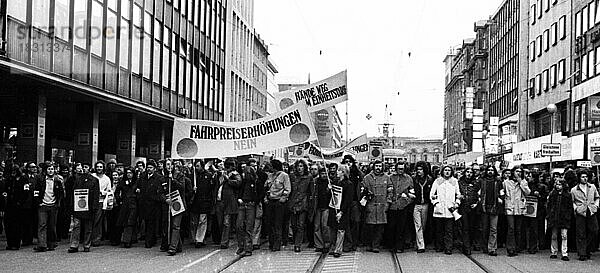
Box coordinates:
[171,103,317,159]
[275,70,348,112]
[300,134,369,162]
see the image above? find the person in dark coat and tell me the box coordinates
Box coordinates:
[68,163,100,253]
[20,162,38,246]
[190,160,214,248]
[412,161,433,253]
[137,159,166,248]
[214,158,242,249]
[161,160,191,256]
[327,163,353,258]
[3,164,24,250]
[546,178,571,261]
[115,167,137,248]
[479,165,503,256]
[342,155,364,252]
[236,158,264,256]
[288,159,312,252]
[33,162,65,252]
[458,167,481,255]
[252,162,269,249]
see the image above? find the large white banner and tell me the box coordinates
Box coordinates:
[300,134,369,162]
[275,70,348,112]
[172,104,317,159]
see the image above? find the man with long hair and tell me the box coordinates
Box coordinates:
[33,162,64,252]
[479,165,503,256]
[412,161,433,253]
[571,169,599,261]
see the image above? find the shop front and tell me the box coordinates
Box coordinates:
[510,133,584,171]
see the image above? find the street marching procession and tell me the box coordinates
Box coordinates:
[1,70,600,263]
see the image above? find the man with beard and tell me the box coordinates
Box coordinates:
[412,161,433,253]
[479,165,503,256]
[214,159,242,249]
[236,158,263,256]
[68,163,100,253]
[387,162,414,253]
[91,161,112,246]
[363,160,393,253]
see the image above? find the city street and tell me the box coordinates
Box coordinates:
[1,239,600,273]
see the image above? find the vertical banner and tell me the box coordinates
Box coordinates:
[74,189,89,212]
[275,70,348,112]
[169,190,186,216]
[172,103,317,159]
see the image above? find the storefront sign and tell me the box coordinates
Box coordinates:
[577,161,593,168]
[589,96,600,121]
[541,143,561,157]
[512,134,584,165]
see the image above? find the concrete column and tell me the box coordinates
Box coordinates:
[146,121,164,161]
[74,102,99,164]
[17,92,46,163]
[116,113,136,166]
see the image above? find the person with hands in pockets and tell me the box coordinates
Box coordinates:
[503,167,531,257]
[264,159,291,252]
[430,165,461,255]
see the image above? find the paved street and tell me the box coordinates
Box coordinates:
[2,238,600,273]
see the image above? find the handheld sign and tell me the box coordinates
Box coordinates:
[74,189,89,212]
[169,190,186,216]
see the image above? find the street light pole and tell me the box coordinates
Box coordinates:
[547,104,557,173]
[482,130,488,166]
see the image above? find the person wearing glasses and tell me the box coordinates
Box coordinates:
[503,167,531,257]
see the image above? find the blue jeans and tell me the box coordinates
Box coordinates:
[38,205,58,248]
[237,203,256,252]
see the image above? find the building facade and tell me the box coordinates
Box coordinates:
[0,0,227,164]
[251,33,268,119]
[224,0,254,122]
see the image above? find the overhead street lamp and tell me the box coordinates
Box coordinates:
[547,104,557,172]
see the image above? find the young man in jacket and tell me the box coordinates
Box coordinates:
[387,162,414,253]
[504,167,531,257]
[33,162,64,252]
[412,161,433,253]
[190,160,214,248]
[68,163,100,253]
[265,159,291,252]
[137,159,166,248]
[236,158,263,256]
[91,161,112,246]
[458,167,481,255]
[162,160,191,256]
[214,158,242,249]
[570,169,599,261]
[20,162,38,247]
[288,159,312,252]
[342,155,364,252]
[363,160,393,253]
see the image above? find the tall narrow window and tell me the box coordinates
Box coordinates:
[550,64,557,88]
[543,29,549,52]
[73,0,88,49]
[54,0,70,41]
[596,47,600,76]
[32,0,51,31]
[559,16,566,39]
[119,19,130,68]
[590,50,596,78]
[551,22,557,46]
[576,11,581,38]
[7,0,27,21]
[91,1,104,57]
[542,69,548,92]
[596,0,600,25]
[558,59,566,83]
[592,1,597,25]
[584,6,589,32]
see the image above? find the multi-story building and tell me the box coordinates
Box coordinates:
[0,0,227,165]
[488,0,529,155]
[251,33,269,119]
[225,0,254,122]
[373,137,443,166]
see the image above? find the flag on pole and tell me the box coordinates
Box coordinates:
[329,184,343,210]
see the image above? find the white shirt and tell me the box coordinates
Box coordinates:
[93,173,112,203]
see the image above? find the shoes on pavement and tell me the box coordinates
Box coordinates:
[91,242,101,247]
[47,247,55,251]
[372,248,380,253]
[33,247,46,252]
[294,246,301,252]
[396,249,404,253]
[578,256,587,261]
[322,248,329,254]
[561,256,569,261]
[444,250,452,255]
[195,243,204,248]
[508,252,518,257]
[488,251,497,256]
[252,245,260,250]
[243,251,252,257]
[270,248,280,252]
[236,248,245,255]
[160,247,168,252]
[315,248,323,253]
[472,246,481,251]
[167,250,176,256]
[68,248,78,253]
[333,253,341,258]
[417,249,425,253]
[550,254,558,259]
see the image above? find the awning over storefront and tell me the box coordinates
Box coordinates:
[510,133,584,166]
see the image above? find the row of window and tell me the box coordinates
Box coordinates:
[490,0,519,45]
[575,0,600,38]
[529,16,567,62]
[531,0,560,25]
[573,46,600,84]
[529,59,567,98]
[574,100,600,132]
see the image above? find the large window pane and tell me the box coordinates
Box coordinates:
[7,0,27,21]
[153,40,161,84]
[133,5,142,27]
[120,19,130,68]
[32,0,51,30]
[143,34,151,77]
[54,0,70,40]
[108,0,118,11]
[122,0,131,19]
[162,46,169,87]
[91,1,104,56]
[74,0,88,48]
[107,11,118,62]
[132,28,142,74]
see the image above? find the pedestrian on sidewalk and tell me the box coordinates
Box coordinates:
[311,165,331,254]
[570,169,599,261]
[458,167,481,255]
[91,161,112,246]
[213,159,241,249]
[115,167,137,248]
[546,178,571,261]
[189,160,214,248]
[412,161,433,253]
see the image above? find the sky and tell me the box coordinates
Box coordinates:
[254,0,503,141]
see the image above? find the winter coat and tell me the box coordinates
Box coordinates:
[265,171,291,201]
[137,172,166,219]
[363,172,392,224]
[71,173,100,219]
[458,175,480,214]
[412,175,433,205]
[239,168,264,203]
[328,177,352,230]
[479,176,503,215]
[389,174,414,211]
[503,178,531,216]
[19,174,37,209]
[190,169,214,214]
[546,189,572,229]
[2,176,22,210]
[115,178,137,226]
[430,177,461,219]
[213,170,242,215]
[570,183,600,217]
[308,175,331,221]
[289,174,312,213]
[32,175,64,207]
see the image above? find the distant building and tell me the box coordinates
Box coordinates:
[369,136,443,166]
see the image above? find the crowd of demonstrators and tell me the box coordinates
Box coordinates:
[2,157,600,262]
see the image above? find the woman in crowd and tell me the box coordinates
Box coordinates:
[503,167,530,257]
[546,178,571,261]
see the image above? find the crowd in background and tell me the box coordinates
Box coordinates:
[0,156,599,261]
